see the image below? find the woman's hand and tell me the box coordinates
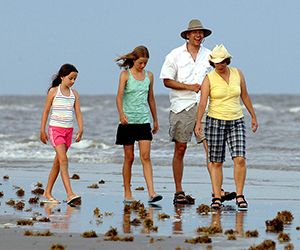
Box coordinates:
[194,122,202,137]
[40,131,48,144]
[152,121,159,135]
[75,130,83,142]
[120,114,128,125]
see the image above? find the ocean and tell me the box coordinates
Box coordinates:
[0,94,299,171]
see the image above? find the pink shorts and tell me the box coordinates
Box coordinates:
[49,126,74,148]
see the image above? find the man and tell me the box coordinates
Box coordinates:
[160,19,235,204]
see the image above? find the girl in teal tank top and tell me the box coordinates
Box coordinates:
[115,46,163,204]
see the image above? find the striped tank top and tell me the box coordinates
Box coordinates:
[49,85,75,128]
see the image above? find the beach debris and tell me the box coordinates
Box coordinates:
[247,239,276,250]
[149,237,154,243]
[87,183,99,189]
[16,219,34,226]
[16,188,25,197]
[265,218,284,232]
[99,180,105,184]
[227,234,237,240]
[24,230,54,236]
[38,217,51,222]
[35,182,43,187]
[15,201,25,210]
[104,227,134,241]
[0,191,3,197]
[143,218,158,231]
[276,210,294,224]
[3,175,9,179]
[296,226,300,230]
[206,245,213,250]
[49,243,66,250]
[278,232,290,242]
[175,247,192,250]
[124,204,132,214]
[6,199,15,206]
[185,235,212,244]
[225,229,238,235]
[131,200,145,211]
[196,204,211,215]
[135,186,144,190]
[81,230,98,238]
[93,207,103,218]
[130,218,142,226]
[186,195,195,204]
[71,174,80,179]
[196,225,223,235]
[137,208,148,219]
[245,229,259,237]
[25,208,32,212]
[158,212,170,221]
[28,196,39,204]
[284,243,294,250]
[31,187,44,195]
[13,185,20,189]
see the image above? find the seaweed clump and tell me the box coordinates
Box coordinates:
[99,180,105,184]
[245,229,259,237]
[49,243,66,250]
[3,175,9,179]
[31,188,44,195]
[227,234,236,240]
[284,243,294,250]
[16,219,34,226]
[135,186,144,190]
[0,191,3,197]
[28,196,39,204]
[71,174,80,179]
[278,232,290,242]
[24,230,54,236]
[87,183,99,189]
[265,218,284,232]
[15,201,25,210]
[81,230,98,238]
[276,211,294,224]
[143,218,158,231]
[158,213,170,221]
[104,227,134,242]
[6,199,15,206]
[196,204,211,215]
[225,229,238,235]
[196,225,222,235]
[185,235,212,244]
[247,240,276,250]
[16,188,25,197]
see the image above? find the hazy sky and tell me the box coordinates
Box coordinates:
[1,0,299,96]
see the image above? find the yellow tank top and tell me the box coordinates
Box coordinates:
[207,67,244,120]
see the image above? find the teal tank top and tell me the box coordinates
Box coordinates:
[122,69,151,124]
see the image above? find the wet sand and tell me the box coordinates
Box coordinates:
[0,162,300,249]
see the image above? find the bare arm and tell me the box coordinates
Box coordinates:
[73,89,83,142]
[238,69,258,133]
[195,75,210,137]
[163,79,201,93]
[40,88,56,144]
[147,71,159,134]
[116,70,129,125]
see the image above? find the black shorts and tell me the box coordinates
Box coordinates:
[115,123,153,145]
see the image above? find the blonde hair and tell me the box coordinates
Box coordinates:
[116,46,149,69]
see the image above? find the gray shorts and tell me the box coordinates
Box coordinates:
[169,104,206,143]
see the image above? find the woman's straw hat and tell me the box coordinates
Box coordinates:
[181,19,212,39]
[209,44,233,63]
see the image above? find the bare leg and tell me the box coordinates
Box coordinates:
[211,162,223,202]
[122,145,134,199]
[173,141,187,193]
[138,140,155,199]
[43,154,60,200]
[233,156,247,205]
[54,144,76,200]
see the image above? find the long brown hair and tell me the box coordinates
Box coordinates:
[116,46,149,69]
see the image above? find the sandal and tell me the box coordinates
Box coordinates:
[236,195,248,211]
[211,197,223,210]
[173,191,189,204]
[212,189,236,202]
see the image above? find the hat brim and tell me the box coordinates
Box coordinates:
[181,28,212,39]
[208,55,233,63]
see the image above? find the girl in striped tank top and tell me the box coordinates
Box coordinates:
[40,64,83,205]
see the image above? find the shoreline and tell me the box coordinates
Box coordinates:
[0,163,300,249]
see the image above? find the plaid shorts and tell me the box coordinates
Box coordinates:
[205,116,246,163]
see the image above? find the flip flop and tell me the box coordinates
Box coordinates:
[67,194,81,205]
[123,198,136,204]
[148,193,163,203]
[41,198,61,204]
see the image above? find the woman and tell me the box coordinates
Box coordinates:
[195,44,258,210]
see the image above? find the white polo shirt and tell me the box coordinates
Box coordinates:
[160,43,212,113]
